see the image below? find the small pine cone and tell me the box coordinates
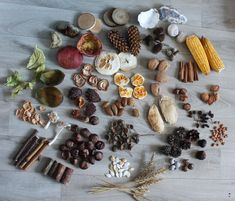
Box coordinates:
[127,25,141,56]
[108,30,129,53]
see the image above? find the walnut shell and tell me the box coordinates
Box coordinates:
[157,60,170,71]
[150,83,160,97]
[155,71,168,83]
[148,58,159,70]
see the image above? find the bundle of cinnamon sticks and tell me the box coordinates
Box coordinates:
[13,129,49,170]
[178,61,199,83]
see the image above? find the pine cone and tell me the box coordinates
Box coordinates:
[108,30,129,53]
[127,25,141,56]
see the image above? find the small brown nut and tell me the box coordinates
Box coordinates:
[172,88,181,95]
[155,71,168,83]
[179,88,187,95]
[210,85,220,92]
[104,105,113,116]
[78,115,90,123]
[121,97,128,107]
[150,83,160,96]
[111,103,118,116]
[127,98,135,106]
[179,95,188,102]
[102,101,109,108]
[200,93,209,103]
[117,108,124,116]
[132,108,140,117]
[157,60,170,71]
[148,58,159,70]
[183,103,191,111]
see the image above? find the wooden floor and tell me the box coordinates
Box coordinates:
[0,0,235,201]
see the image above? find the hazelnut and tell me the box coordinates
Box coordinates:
[132,108,140,117]
[150,83,160,96]
[80,128,91,138]
[155,71,168,83]
[89,134,99,144]
[147,58,159,70]
[210,85,220,92]
[179,95,188,102]
[183,103,191,111]
[157,60,170,71]
[79,161,89,169]
[73,133,82,142]
[200,93,209,103]
[94,151,103,161]
[207,94,215,105]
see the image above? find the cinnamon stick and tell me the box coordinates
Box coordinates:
[53,163,66,182]
[178,61,184,81]
[21,140,49,170]
[193,62,199,81]
[183,62,188,83]
[188,61,194,82]
[60,167,74,185]
[42,158,54,175]
[13,129,38,163]
[15,135,39,167]
[48,161,58,177]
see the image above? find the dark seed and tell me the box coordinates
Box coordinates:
[79,161,89,169]
[70,148,80,158]
[94,151,103,161]
[195,151,206,160]
[79,149,89,159]
[70,158,79,165]
[95,141,105,150]
[197,139,207,148]
[89,134,99,144]
[86,141,95,151]
[61,150,71,160]
[66,139,76,149]
[80,128,91,138]
[152,43,162,54]
[187,163,194,170]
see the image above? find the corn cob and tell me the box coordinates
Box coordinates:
[186,35,210,75]
[201,37,224,72]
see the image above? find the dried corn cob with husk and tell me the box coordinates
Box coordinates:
[186,35,210,75]
[201,37,224,72]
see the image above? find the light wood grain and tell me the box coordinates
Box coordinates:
[0,1,235,201]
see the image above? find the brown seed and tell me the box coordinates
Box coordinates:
[74,96,86,109]
[102,101,109,108]
[111,103,118,116]
[121,97,128,107]
[114,100,123,109]
[132,108,140,117]
[207,94,215,105]
[179,88,187,95]
[117,108,124,116]
[104,105,113,116]
[127,98,135,106]
[183,103,191,111]
[172,88,181,95]
[200,93,209,103]
[210,85,220,92]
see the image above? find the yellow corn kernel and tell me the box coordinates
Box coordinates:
[186,35,210,75]
[201,37,224,72]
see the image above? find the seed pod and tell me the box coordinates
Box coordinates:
[148,104,165,133]
[159,96,178,124]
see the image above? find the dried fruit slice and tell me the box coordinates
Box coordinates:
[112,8,130,25]
[118,86,133,98]
[131,73,145,86]
[118,52,137,71]
[103,9,118,27]
[133,86,148,99]
[95,51,120,75]
[114,73,129,86]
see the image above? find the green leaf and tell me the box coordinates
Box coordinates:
[5,71,22,87]
[26,46,45,72]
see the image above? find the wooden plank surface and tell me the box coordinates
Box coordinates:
[0,1,235,201]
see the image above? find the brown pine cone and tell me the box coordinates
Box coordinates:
[108,30,129,53]
[127,25,141,56]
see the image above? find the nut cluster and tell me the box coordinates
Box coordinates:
[59,125,105,170]
[102,97,136,117]
[105,119,140,152]
[69,88,100,125]
[200,85,220,105]
[15,101,45,126]
[210,123,228,146]
[172,88,191,111]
